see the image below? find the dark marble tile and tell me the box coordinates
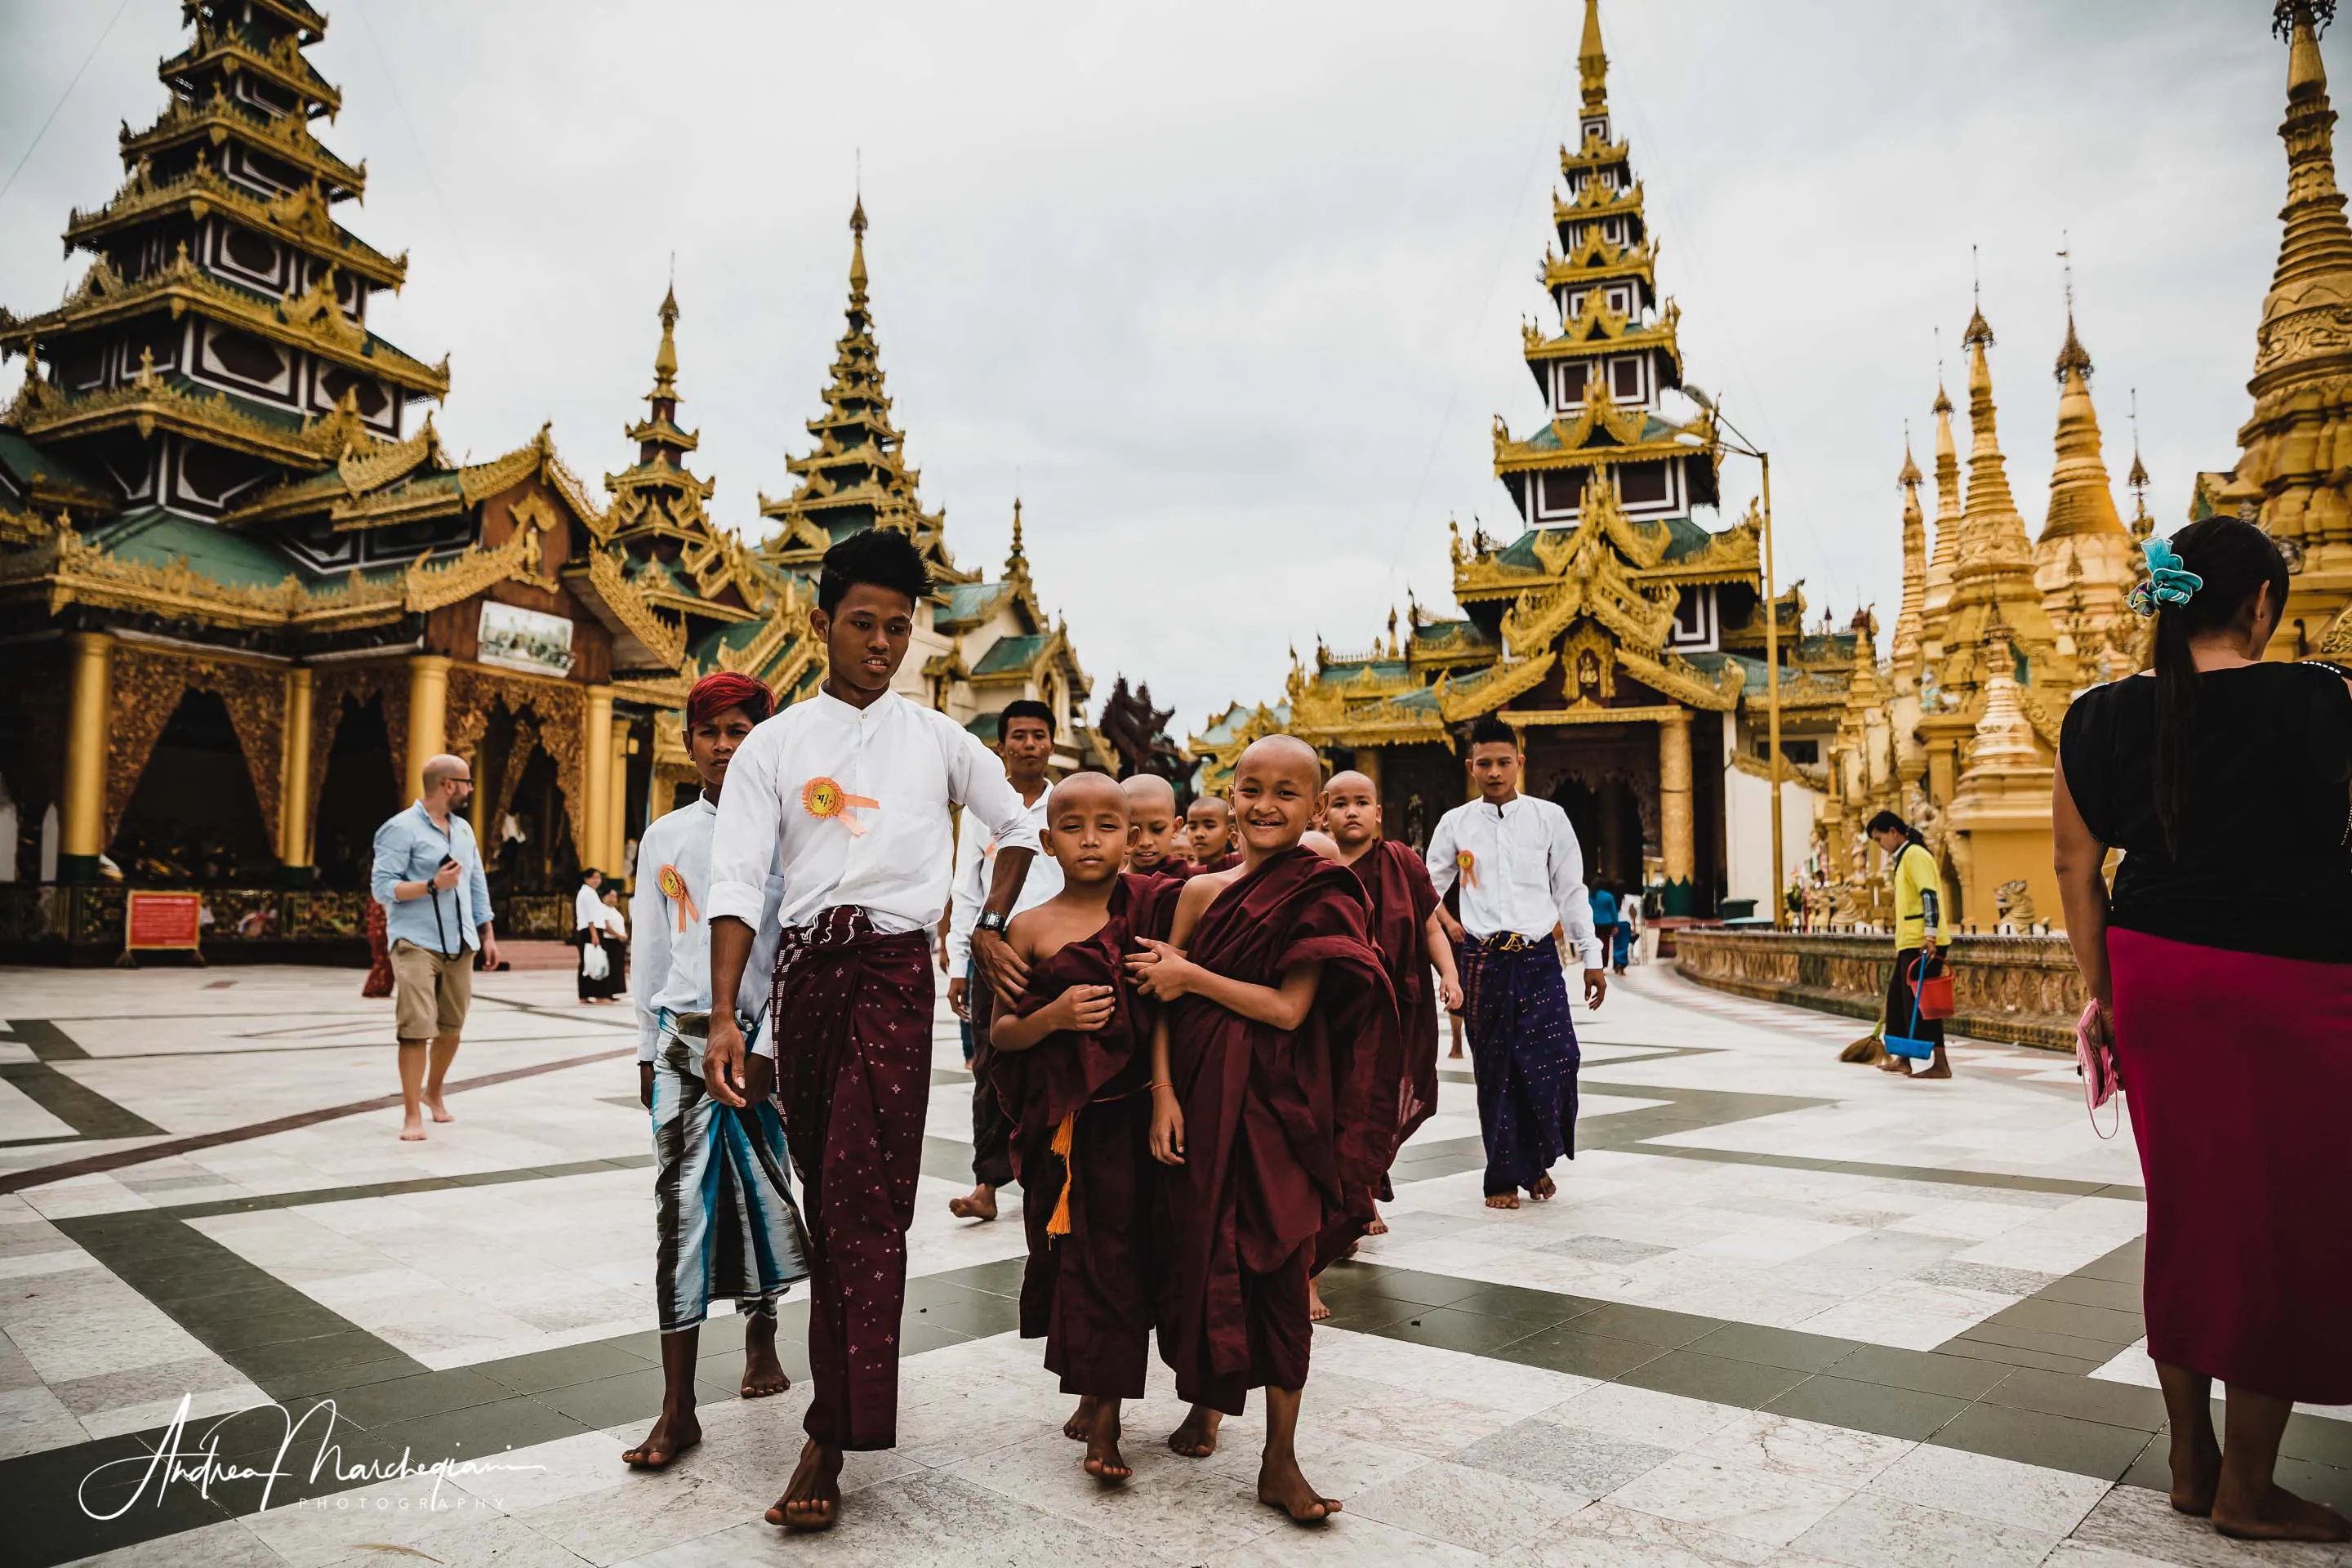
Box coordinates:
[1488,1326,1668,1381]
[1682,1321,1856,1373]
[1931,1402,2152,1481]
[1616,1350,1809,1408]
[1763,1374,1973,1441]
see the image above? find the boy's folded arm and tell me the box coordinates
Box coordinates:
[1185,960,1321,1030]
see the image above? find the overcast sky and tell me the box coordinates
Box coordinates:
[0,0,2310,735]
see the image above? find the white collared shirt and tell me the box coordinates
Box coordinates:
[1426,793,1604,969]
[632,796,785,1063]
[707,687,1040,941]
[574,883,606,931]
[945,781,1062,974]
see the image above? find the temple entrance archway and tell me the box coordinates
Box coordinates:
[1552,773,1646,893]
[313,697,401,891]
[109,689,277,885]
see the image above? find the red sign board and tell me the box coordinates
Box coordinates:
[126,891,203,952]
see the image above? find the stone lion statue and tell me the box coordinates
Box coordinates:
[1993,878,2039,928]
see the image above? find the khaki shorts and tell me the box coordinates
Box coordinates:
[390,939,474,1041]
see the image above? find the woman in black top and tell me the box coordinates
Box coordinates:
[2054,515,2352,1544]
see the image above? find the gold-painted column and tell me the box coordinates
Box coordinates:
[403,655,450,804]
[60,630,112,883]
[606,714,630,888]
[583,684,613,874]
[280,666,314,881]
[1658,710,1695,897]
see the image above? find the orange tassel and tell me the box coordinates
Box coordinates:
[1045,1112,1076,1240]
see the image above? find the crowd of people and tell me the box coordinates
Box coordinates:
[354,514,2351,1545]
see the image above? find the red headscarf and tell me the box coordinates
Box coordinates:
[686,670,774,729]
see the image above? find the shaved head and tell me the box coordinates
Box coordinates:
[1236,733,1320,784]
[1120,773,1177,813]
[1189,794,1231,824]
[421,753,470,786]
[1229,733,1322,858]
[1299,829,1341,860]
[1324,769,1374,798]
[1053,770,1129,817]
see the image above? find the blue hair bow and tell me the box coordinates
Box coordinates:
[2127,538,2203,617]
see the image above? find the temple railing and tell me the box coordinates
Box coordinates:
[1673,929,2084,1053]
[0,886,578,963]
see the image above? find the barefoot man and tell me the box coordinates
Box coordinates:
[986,773,1182,1483]
[1322,770,1461,1254]
[370,755,499,1141]
[1131,735,1401,1522]
[1121,773,1187,879]
[945,698,1063,1222]
[1183,792,1241,872]
[705,529,1038,1532]
[1425,717,1605,1211]
[623,672,810,1471]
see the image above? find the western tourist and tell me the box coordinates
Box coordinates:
[983,773,1181,1483]
[1183,792,1241,871]
[1868,810,1950,1079]
[703,527,1038,1533]
[1426,715,1605,1210]
[370,754,499,1143]
[575,866,615,1004]
[1321,768,1462,1243]
[2054,517,2352,1545]
[1120,772,1187,877]
[621,671,808,1472]
[1129,734,1401,1523]
[945,698,1062,1224]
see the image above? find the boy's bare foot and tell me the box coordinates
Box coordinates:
[2168,1432,2221,1516]
[1168,1405,1221,1458]
[1528,1174,1557,1201]
[1258,1452,1340,1522]
[424,1094,453,1124]
[2212,1481,2352,1542]
[399,1114,426,1142]
[741,1316,791,1397]
[1486,1192,1519,1209]
[947,1184,997,1222]
[621,1408,701,1469]
[1083,1403,1130,1482]
[1307,1276,1331,1322]
[765,1439,842,1531]
[1448,1045,1464,1059]
[1064,1394,1100,1440]
[1365,1207,1388,1236]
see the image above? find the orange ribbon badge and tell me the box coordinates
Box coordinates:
[1457,849,1477,889]
[656,863,697,933]
[802,775,880,836]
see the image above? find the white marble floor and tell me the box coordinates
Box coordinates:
[0,959,2341,1566]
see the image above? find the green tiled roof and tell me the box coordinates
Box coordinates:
[1658,515,1715,562]
[965,711,1001,743]
[0,430,105,497]
[87,508,316,588]
[936,581,1008,630]
[973,634,1048,675]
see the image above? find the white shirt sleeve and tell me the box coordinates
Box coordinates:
[1425,810,1459,900]
[744,856,786,1060]
[630,866,666,1063]
[574,884,604,930]
[943,814,987,976]
[947,726,1040,856]
[708,719,786,929]
[1548,808,1603,970]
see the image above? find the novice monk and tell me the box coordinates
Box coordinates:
[706,529,1039,1531]
[1121,773,1187,879]
[987,773,1182,1483]
[1184,793,1241,872]
[1426,716,1606,1212]
[1322,770,1462,1240]
[1130,734,1401,1523]
[624,672,810,1472]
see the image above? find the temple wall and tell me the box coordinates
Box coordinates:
[1673,929,2085,1052]
[1722,725,1821,912]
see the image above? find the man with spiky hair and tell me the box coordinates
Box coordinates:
[705,528,1039,1531]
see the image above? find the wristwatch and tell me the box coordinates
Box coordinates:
[976,910,1009,938]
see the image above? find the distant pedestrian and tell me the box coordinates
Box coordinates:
[576,868,619,1004]
[1867,809,1948,1080]
[599,889,630,997]
[1619,886,1646,969]
[371,755,499,1141]
[2056,518,2352,1544]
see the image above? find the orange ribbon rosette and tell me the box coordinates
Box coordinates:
[1456,849,1477,889]
[656,863,697,933]
[802,775,880,836]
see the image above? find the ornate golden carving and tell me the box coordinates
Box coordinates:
[103,643,285,849]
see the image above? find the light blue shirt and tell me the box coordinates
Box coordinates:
[372,801,493,955]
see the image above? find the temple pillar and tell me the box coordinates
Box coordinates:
[583,684,613,873]
[1658,710,1694,911]
[403,655,450,805]
[607,714,630,888]
[280,666,314,885]
[59,630,112,884]
[1355,746,1382,794]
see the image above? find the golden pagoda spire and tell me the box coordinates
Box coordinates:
[1007,494,1026,568]
[650,283,680,402]
[849,194,870,301]
[1891,429,1927,684]
[2036,259,2131,637]
[1579,0,1610,111]
[1920,355,1963,653]
[1958,298,2030,570]
[2127,388,2154,541]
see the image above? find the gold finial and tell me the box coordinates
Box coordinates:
[848,194,869,296]
[651,283,680,399]
[2053,234,2091,383]
[1387,604,1401,657]
[1008,494,1025,564]
[2127,387,2154,540]
[1898,421,1922,488]
[1579,0,1609,111]
[1962,247,1993,348]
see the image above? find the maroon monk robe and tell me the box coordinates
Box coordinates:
[1156,848,1402,1414]
[988,874,1179,1398]
[768,906,936,1452]
[1349,838,1442,1148]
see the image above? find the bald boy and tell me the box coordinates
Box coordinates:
[1121,774,1186,878]
[1184,795,1241,872]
